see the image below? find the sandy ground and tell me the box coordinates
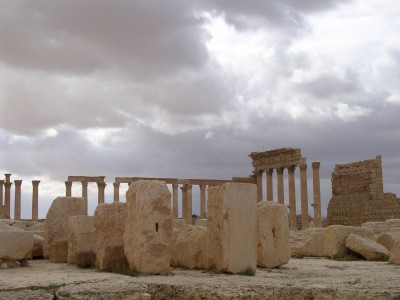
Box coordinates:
[0,258,400,299]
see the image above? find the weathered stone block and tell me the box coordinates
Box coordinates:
[172,225,208,269]
[303,228,325,257]
[345,234,389,260]
[194,219,207,228]
[43,197,86,259]
[377,232,400,251]
[361,221,388,235]
[389,240,400,265]
[323,225,374,258]
[172,219,187,231]
[386,219,400,231]
[67,216,96,265]
[49,239,68,263]
[257,201,290,268]
[93,202,127,271]
[123,180,172,275]
[0,230,33,260]
[208,182,257,274]
[32,234,44,258]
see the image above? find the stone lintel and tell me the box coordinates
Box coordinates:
[68,176,106,183]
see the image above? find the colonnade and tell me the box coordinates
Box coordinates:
[0,174,41,221]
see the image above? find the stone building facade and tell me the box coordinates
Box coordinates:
[327,155,400,226]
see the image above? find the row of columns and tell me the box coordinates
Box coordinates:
[0,174,41,221]
[65,180,107,215]
[257,162,322,229]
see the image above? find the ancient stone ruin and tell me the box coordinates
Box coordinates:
[327,155,400,226]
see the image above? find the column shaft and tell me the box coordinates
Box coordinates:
[186,184,193,224]
[172,184,178,218]
[266,169,274,201]
[97,182,106,204]
[277,167,284,205]
[32,180,40,222]
[4,174,12,219]
[300,164,309,229]
[113,182,120,202]
[288,166,297,230]
[181,185,187,221]
[81,181,88,215]
[200,184,206,218]
[14,180,22,220]
[256,170,263,202]
[0,180,4,218]
[65,181,72,197]
[312,162,322,227]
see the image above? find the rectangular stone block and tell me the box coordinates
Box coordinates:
[67,216,96,266]
[208,182,257,274]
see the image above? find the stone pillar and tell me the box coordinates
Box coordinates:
[288,166,297,230]
[97,182,106,204]
[0,180,4,218]
[81,181,88,215]
[276,167,284,205]
[181,185,187,221]
[4,174,12,219]
[14,180,22,220]
[312,162,322,227]
[300,164,309,229]
[65,181,72,197]
[32,180,40,222]
[266,169,274,201]
[186,184,193,224]
[256,170,263,202]
[113,182,120,202]
[200,184,207,218]
[172,183,178,218]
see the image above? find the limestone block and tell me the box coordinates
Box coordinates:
[43,197,86,259]
[345,234,389,261]
[194,219,207,228]
[291,244,304,257]
[208,182,257,274]
[376,232,400,251]
[386,219,400,231]
[302,228,325,257]
[172,219,187,231]
[67,216,96,265]
[124,180,172,275]
[389,240,400,265]
[50,239,68,263]
[172,225,208,269]
[361,221,387,235]
[323,225,374,258]
[93,202,127,271]
[257,201,290,268]
[0,230,33,260]
[32,234,44,258]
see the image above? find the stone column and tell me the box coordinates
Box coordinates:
[266,169,274,201]
[276,167,284,205]
[65,181,72,197]
[97,182,106,204]
[113,182,120,202]
[4,174,12,219]
[172,183,178,218]
[300,164,309,229]
[14,180,22,220]
[200,184,207,218]
[32,180,40,222]
[81,181,88,215]
[288,165,297,230]
[0,180,4,218]
[256,170,263,202]
[181,185,187,221]
[186,184,193,224]
[312,162,322,227]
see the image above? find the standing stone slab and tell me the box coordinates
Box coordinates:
[93,202,127,271]
[123,180,172,275]
[43,197,86,259]
[257,201,290,268]
[208,183,257,274]
[67,216,96,266]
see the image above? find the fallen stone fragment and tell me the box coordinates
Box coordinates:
[345,234,389,261]
[389,240,400,265]
[0,230,33,260]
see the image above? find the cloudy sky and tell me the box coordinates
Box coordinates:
[1,0,399,219]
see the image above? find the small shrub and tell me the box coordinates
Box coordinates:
[239,267,255,276]
[76,251,96,268]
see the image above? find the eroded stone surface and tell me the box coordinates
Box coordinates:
[124,180,172,275]
[67,216,96,265]
[302,228,325,257]
[0,230,33,260]
[49,239,68,263]
[257,201,290,268]
[389,240,400,265]
[376,232,400,251]
[345,234,389,261]
[208,182,257,274]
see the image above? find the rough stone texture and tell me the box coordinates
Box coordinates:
[345,234,389,260]
[93,202,127,271]
[50,239,68,263]
[194,218,207,228]
[257,201,290,268]
[386,219,400,231]
[124,180,172,275]
[361,221,388,235]
[172,219,187,230]
[0,230,33,260]
[172,225,208,269]
[327,155,400,226]
[389,240,400,265]
[208,182,257,274]
[32,234,44,258]
[43,197,86,259]
[376,232,400,251]
[302,228,325,257]
[67,216,96,265]
[323,225,374,258]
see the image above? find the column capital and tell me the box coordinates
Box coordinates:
[266,168,274,176]
[81,181,88,187]
[97,182,107,188]
[32,180,41,185]
[288,165,296,173]
[14,180,22,186]
[199,184,206,190]
[4,174,12,182]
[276,167,284,175]
[299,163,307,171]
[312,162,321,169]
[113,182,120,187]
[0,179,4,184]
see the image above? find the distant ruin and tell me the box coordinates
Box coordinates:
[327,155,400,226]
